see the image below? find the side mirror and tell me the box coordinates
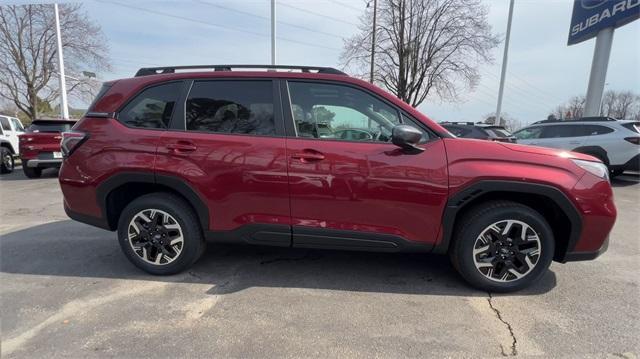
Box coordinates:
[391,125,424,152]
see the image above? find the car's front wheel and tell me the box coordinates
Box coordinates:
[117,193,205,275]
[450,201,554,292]
[0,147,14,174]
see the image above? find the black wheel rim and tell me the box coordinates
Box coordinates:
[472,220,542,282]
[127,209,184,265]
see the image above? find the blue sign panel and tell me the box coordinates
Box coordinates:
[568,0,640,45]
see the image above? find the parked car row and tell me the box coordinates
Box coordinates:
[0,114,76,176]
[441,117,639,177]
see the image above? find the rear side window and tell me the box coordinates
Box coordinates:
[185,81,275,136]
[0,117,10,131]
[540,125,574,138]
[119,82,181,129]
[622,122,640,134]
[571,125,613,136]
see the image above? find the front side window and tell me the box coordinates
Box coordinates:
[514,126,543,140]
[186,81,275,136]
[119,82,181,129]
[287,82,400,142]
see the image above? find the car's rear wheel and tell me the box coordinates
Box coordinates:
[1,147,14,174]
[22,162,42,178]
[117,193,205,275]
[450,201,554,292]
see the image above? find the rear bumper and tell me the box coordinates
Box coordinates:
[64,203,111,230]
[26,158,62,168]
[564,236,609,262]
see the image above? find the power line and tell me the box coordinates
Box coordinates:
[327,0,365,12]
[102,0,341,51]
[278,1,360,26]
[196,0,344,39]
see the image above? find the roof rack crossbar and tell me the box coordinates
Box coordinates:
[134,65,347,77]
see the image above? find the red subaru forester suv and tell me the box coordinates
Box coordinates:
[59,65,616,292]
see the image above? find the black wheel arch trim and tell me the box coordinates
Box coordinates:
[95,171,210,231]
[571,146,609,166]
[434,180,583,262]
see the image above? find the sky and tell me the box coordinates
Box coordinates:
[7,0,640,125]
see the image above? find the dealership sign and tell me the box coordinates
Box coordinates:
[568,0,640,45]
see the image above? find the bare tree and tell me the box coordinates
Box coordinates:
[565,95,585,119]
[341,0,499,107]
[483,112,521,132]
[0,4,109,120]
[601,90,639,119]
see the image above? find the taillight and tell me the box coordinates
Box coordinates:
[624,137,640,145]
[61,131,88,157]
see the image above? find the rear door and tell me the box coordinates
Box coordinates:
[156,79,291,244]
[0,116,18,153]
[282,80,448,250]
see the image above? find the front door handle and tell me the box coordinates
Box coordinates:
[167,141,197,153]
[291,149,325,163]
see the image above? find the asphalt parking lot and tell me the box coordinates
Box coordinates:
[1,167,638,358]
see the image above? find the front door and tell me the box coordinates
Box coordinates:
[283,81,449,250]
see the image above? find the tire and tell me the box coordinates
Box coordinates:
[22,163,42,178]
[117,192,206,275]
[1,147,14,174]
[449,201,554,293]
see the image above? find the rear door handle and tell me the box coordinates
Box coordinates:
[167,141,197,153]
[291,149,325,163]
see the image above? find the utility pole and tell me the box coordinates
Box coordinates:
[54,3,69,120]
[369,0,377,83]
[584,28,614,116]
[271,0,276,65]
[494,0,514,126]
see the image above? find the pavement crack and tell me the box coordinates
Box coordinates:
[487,292,518,357]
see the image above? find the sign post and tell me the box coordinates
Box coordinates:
[568,0,639,117]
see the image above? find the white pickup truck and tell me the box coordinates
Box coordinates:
[0,114,25,174]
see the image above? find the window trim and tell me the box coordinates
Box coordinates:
[115,80,188,131]
[282,79,438,144]
[174,78,285,138]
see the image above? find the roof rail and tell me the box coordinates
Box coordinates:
[531,116,617,125]
[134,65,347,77]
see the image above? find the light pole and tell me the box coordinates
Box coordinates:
[271,0,276,65]
[368,0,378,84]
[494,0,514,126]
[53,3,69,120]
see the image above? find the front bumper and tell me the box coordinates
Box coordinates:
[563,236,609,261]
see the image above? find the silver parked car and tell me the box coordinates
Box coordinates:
[513,117,639,177]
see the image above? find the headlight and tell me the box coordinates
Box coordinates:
[572,159,609,181]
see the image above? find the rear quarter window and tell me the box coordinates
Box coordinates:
[622,122,640,134]
[118,82,181,129]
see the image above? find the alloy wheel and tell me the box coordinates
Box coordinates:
[127,209,184,265]
[472,219,542,282]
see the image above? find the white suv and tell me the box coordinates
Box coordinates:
[513,117,640,177]
[0,114,25,174]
